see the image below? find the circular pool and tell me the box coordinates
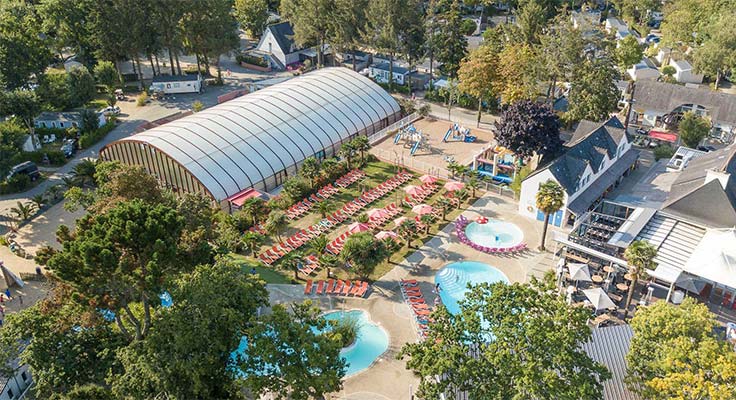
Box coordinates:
[435,261,510,315]
[465,220,524,249]
[320,310,389,376]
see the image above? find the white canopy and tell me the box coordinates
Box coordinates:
[683,228,736,289]
[568,263,591,282]
[582,287,617,311]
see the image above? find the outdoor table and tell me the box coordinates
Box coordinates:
[616,283,629,292]
[624,273,634,281]
[592,275,604,284]
[603,265,615,274]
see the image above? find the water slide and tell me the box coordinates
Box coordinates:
[410,140,420,155]
[394,132,402,144]
[443,128,452,142]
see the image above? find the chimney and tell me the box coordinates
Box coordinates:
[705,169,730,189]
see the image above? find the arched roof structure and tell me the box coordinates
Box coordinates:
[101,68,400,201]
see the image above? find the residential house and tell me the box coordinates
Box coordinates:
[369,62,414,86]
[665,146,707,172]
[669,59,704,84]
[631,80,736,141]
[605,17,633,41]
[34,111,106,130]
[571,10,602,33]
[655,47,672,65]
[255,22,307,69]
[150,74,202,94]
[0,359,32,400]
[518,116,639,227]
[627,58,660,81]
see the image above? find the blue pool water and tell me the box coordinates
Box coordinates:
[465,220,524,249]
[435,261,510,315]
[320,310,389,376]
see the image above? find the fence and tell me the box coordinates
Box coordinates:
[367,112,420,145]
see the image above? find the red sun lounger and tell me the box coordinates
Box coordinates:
[304,280,313,295]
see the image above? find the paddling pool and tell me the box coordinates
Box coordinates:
[435,261,510,315]
[320,310,389,376]
[465,220,524,249]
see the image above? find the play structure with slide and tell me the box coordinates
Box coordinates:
[443,123,477,143]
[473,146,518,184]
[394,123,431,156]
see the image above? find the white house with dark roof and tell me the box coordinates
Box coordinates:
[627,58,660,81]
[255,22,307,69]
[668,58,703,84]
[368,62,414,86]
[518,116,639,227]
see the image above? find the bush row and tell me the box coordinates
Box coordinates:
[79,120,117,149]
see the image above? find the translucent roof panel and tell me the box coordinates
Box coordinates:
[109,68,400,200]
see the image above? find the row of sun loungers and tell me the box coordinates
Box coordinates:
[338,172,414,217]
[402,183,439,207]
[286,184,340,220]
[304,279,370,297]
[400,279,432,338]
[368,203,403,228]
[298,255,321,275]
[454,215,528,254]
[258,172,414,264]
[335,169,367,188]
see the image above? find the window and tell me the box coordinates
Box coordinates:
[21,372,27,381]
[274,169,288,187]
[8,388,14,399]
[174,83,180,88]
[166,83,171,89]
[314,150,326,160]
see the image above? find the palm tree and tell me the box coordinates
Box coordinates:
[61,175,78,189]
[339,142,356,170]
[356,213,369,224]
[280,251,304,281]
[46,185,63,201]
[318,253,340,278]
[455,188,469,207]
[467,175,480,199]
[436,197,452,220]
[419,214,433,235]
[447,160,459,178]
[241,198,266,226]
[242,231,264,257]
[340,232,389,279]
[351,135,371,166]
[455,164,470,179]
[265,211,288,244]
[30,194,45,211]
[383,237,401,263]
[299,157,321,188]
[399,219,418,248]
[623,241,657,318]
[317,200,335,219]
[309,234,329,253]
[535,180,564,251]
[10,202,36,224]
[320,158,340,181]
[72,159,97,187]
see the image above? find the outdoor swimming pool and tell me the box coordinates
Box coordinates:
[321,310,389,376]
[465,220,524,249]
[435,261,510,315]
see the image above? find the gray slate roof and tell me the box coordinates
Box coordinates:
[581,325,641,400]
[661,145,736,228]
[152,74,200,83]
[35,111,81,122]
[568,149,640,215]
[633,80,736,126]
[265,22,299,54]
[371,62,411,75]
[549,116,628,194]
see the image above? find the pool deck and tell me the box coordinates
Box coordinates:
[266,191,563,399]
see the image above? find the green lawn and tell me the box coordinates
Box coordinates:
[227,253,292,284]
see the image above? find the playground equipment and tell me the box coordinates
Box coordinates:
[394,123,431,156]
[473,146,518,184]
[442,123,477,143]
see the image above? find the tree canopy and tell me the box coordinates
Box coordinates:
[400,280,610,399]
[493,100,563,160]
[0,1,52,90]
[678,112,711,148]
[340,231,389,279]
[627,299,736,399]
[565,57,620,123]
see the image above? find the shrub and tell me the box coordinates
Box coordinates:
[79,122,116,149]
[0,174,31,194]
[235,54,269,68]
[136,92,149,107]
[461,19,477,35]
[192,101,204,112]
[35,126,67,138]
[653,144,675,161]
[281,176,311,202]
[67,66,97,108]
[376,81,410,94]
[34,245,57,265]
[327,315,361,348]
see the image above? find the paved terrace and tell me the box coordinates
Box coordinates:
[266,191,558,399]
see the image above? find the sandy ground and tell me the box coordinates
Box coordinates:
[11,201,85,256]
[372,117,495,178]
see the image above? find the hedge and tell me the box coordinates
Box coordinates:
[236,54,269,68]
[79,121,117,149]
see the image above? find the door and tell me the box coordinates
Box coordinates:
[537,209,563,227]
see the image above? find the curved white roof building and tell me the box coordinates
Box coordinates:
[100,68,401,204]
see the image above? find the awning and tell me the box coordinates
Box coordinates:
[568,150,640,216]
[645,263,683,284]
[553,231,628,267]
[607,207,657,248]
[648,130,677,143]
[682,228,736,289]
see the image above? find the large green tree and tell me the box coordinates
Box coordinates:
[0,90,42,148]
[240,301,347,399]
[330,0,369,71]
[566,57,620,123]
[627,299,736,399]
[614,35,644,72]
[493,100,562,160]
[38,0,96,63]
[539,16,585,102]
[181,0,240,80]
[678,112,711,148]
[458,45,498,127]
[622,240,657,317]
[0,1,53,90]
[234,0,270,38]
[435,0,468,78]
[48,200,193,341]
[112,259,269,399]
[400,280,610,399]
[67,66,97,108]
[280,0,333,68]
[340,231,389,279]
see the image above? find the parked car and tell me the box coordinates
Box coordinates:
[101,106,121,116]
[60,139,77,158]
[645,34,661,44]
[698,145,717,152]
[114,89,126,100]
[6,161,40,182]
